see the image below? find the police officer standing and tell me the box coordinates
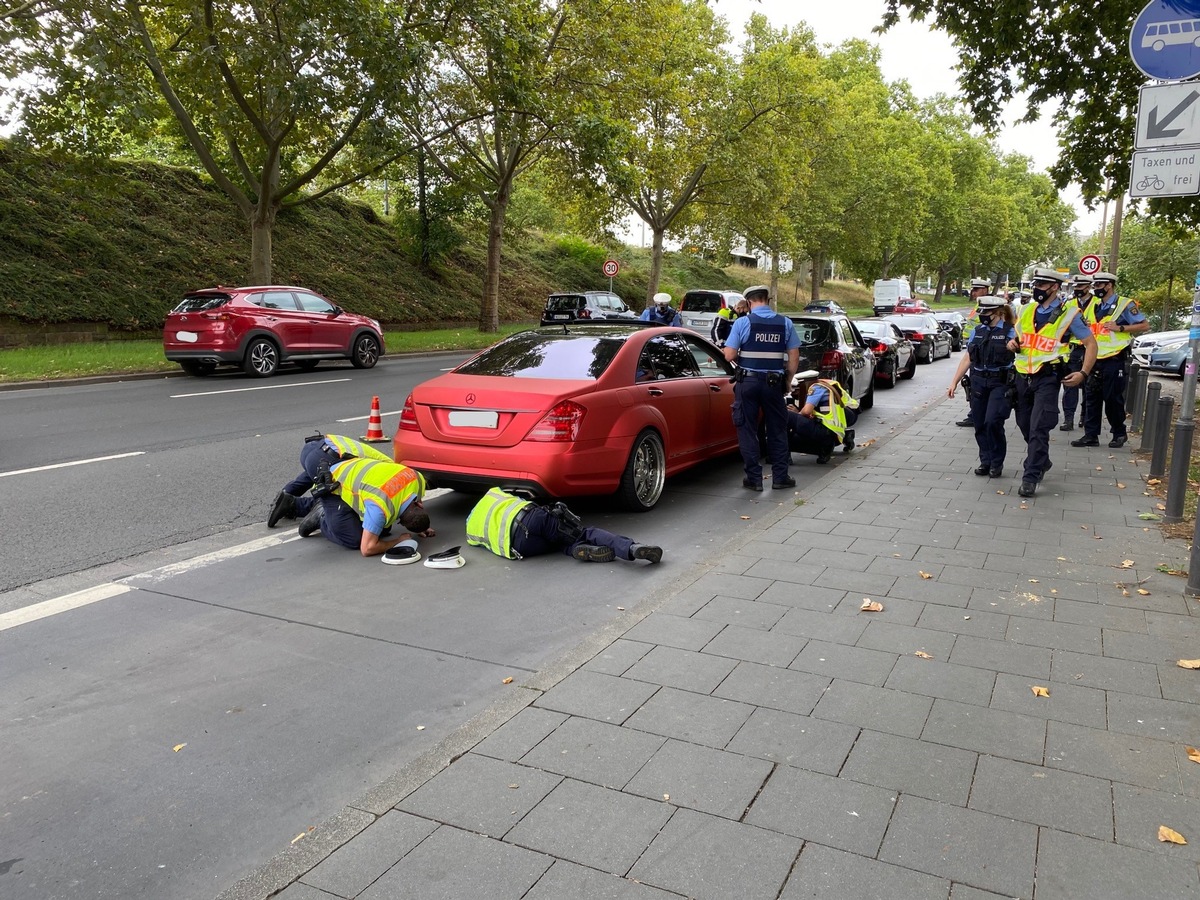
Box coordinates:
[724,285,800,491]
[1070,271,1149,449]
[640,291,683,327]
[1008,268,1098,498]
[947,290,1017,478]
[1059,275,1094,432]
[955,279,995,428]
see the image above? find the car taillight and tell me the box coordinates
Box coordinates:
[579,309,591,319]
[527,400,585,442]
[398,393,420,432]
[871,341,888,354]
[910,331,925,341]
[202,311,232,321]
[820,350,843,369]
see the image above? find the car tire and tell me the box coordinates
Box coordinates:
[179,360,215,376]
[1181,360,1188,379]
[917,345,930,364]
[902,354,917,379]
[243,337,279,377]
[616,429,665,511]
[882,363,898,389]
[351,333,381,369]
[860,378,874,410]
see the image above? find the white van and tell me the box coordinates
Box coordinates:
[872,278,911,316]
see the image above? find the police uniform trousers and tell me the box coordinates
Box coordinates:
[969,371,1013,470]
[785,409,858,457]
[282,440,343,496]
[294,494,376,550]
[511,506,635,560]
[1060,344,1086,424]
[1014,367,1060,483]
[733,372,790,484]
[1082,353,1129,441]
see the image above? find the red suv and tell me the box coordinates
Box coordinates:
[163,286,384,377]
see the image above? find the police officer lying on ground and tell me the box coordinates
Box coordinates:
[785,370,858,464]
[294,457,435,557]
[466,488,662,564]
[267,432,393,527]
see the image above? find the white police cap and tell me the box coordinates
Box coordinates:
[1092,271,1116,283]
[970,278,991,290]
[653,291,672,305]
[744,285,770,301]
[1029,267,1068,284]
[977,295,1007,309]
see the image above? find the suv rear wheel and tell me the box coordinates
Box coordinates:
[243,337,280,377]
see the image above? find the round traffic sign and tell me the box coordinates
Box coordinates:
[602,259,619,277]
[1079,254,1102,276]
[1130,0,1200,81]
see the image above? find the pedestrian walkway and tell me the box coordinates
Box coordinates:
[222,395,1200,900]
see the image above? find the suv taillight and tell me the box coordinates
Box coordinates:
[398,394,420,432]
[527,400,585,442]
[579,309,591,319]
[820,350,843,370]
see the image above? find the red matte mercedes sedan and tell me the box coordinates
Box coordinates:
[394,324,739,510]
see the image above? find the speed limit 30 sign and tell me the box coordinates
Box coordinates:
[602,259,619,277]
[1078,254,1102,277]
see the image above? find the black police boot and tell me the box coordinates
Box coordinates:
[742,478,763,491]
[956,417,974,427]
[772,476,796,490]
[267,491,297,528]
[815,450,832,464]
[1070,436,1100,447]
[572,544,615,563]
[1109,434,1128,448]
[298,502,325,538]
[989,465,1003,478]
[631,544,663,564]
[1058,420,1074,431]
[843,430,856,453]
[1017,481,1037,498]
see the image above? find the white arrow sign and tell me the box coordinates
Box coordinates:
[1136,82,1200,149]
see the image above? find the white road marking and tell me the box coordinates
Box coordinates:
[0,451,145,478]
[0,583,131,632]
[336,409,403,423]
[171,378,351,398]
[122,533,301,585]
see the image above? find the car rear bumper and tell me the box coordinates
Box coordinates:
[164,348,243,364]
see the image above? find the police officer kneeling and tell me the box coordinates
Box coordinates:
[723,285,801,491]
[786,370,859,463]
[466,488,662,564]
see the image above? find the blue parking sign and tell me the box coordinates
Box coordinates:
[1131,1,1200,80]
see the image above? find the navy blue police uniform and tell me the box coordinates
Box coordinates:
[965,318,1016,475]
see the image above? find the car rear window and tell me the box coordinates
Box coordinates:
[546,295,585,312]
[457,332,623,379]
[681,292,724,313]
[789,319,833,347]
[856,321,886,338]
[172,293,231,313]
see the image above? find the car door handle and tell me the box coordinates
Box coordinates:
[647,388,664,396]
[709,383,722,392]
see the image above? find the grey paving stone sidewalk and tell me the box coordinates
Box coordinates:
[226,396,1200,900]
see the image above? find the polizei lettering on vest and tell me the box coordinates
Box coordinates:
[758,333,782,343]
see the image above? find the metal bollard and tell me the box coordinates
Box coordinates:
[1150,396,1174,479]
[1140,381,1162,451]
[1129,366,1148,431]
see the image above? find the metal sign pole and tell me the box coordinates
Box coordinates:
[1165,287,1199,523]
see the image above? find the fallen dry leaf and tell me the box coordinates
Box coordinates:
[1159,825,1188,845]
[1187,747,1200,764]
[502,676,514,684]
[1031,685,1050,698]
[1121,589,1131,597]
[1029,579,1039,584]
[918,571,932,580]
[1116,482,1126,489]
[1119,560,1135,569]
[1157,503,1167,511]
[617,606,625,610]
[861,439,877,448]
[1057,557,1067,561]
[663,793,670,801]
[416,725,426,731]
[1178,659,1200,669]
[290,833,307,845]
[1095,466,1103,471]
[173,743,187,753]
[1050,589,1058,595]
[1149,478,1163,486]
[996,490,1005,495]
[860,600,884,612]
[914,651,934,659]
[1137,588,1151,596]
[739,515,751,520]
[508,783,519,789]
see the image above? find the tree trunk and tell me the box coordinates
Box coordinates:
[933,263,949,304]
[646,228,665,305]
[1165,273,1174,331]
[769,249,780,308]
[248,201,277,285]
[417,148,431,271]
[1110,192,1124,272]
[480,184,510,333]
[810,251,822,302]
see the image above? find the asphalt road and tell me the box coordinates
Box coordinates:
[0,351,955,900]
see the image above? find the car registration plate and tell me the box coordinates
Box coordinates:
[689,319,706,327]
[448,409,498,429]
[551,313,570,320]
[176,331,198,342]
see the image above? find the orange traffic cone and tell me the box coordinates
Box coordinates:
[362,395,387,442]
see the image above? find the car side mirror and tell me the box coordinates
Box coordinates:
[330,305,343,316]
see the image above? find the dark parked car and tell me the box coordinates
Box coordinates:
[854,319,917,388]
[803,300,846,315]
[540,290,636,325]
[786,313,876,409]
[933,311,967,351]
[163,285,384,377]
[882,314,952,363]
